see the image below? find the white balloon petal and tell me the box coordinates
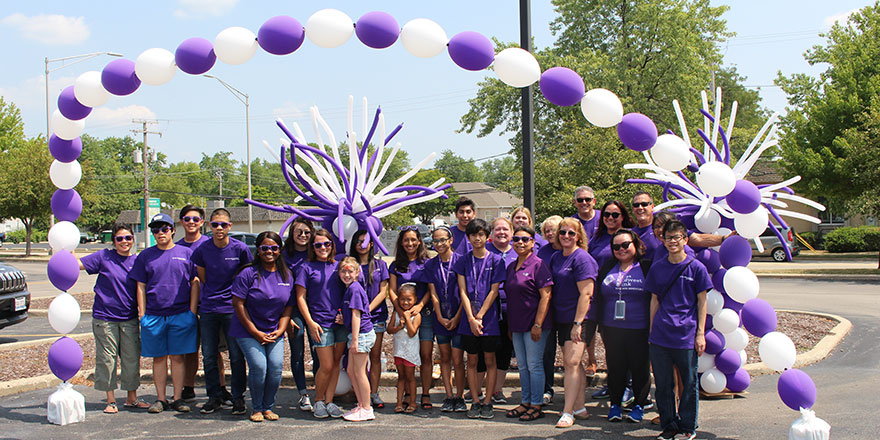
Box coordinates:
[400,18,448,58]
[48,292,81,334]
[580,88,623,128]
[734,207,769,239]
[650,133,691,171]
[696,161,736,197]
[700,367,727,393]
[74,70,111,107]
[49,160,83,190]
[306,9,354,48]
[697,353,715,373]
[48,221,80,252]
[493,47,541,88]
[51,110,85,141]
[758,331,796,372]
[214,26,258,65]
[723,266,760,304]
[695,207,722,233]
[135,48,177,85]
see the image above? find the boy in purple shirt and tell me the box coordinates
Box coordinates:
[192,208,253,415]
[453,218,506,419]
[174,204,209,402]
[338,257,376,421]
[131,213,199,414]
[646,220,713,440]
[450,197,476,257]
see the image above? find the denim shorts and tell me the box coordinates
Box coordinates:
[348,329,377,353]
[372,319,387,333]
[435,332,463,350]
[140,311,197,357]
[311,324,348,348]
[418,310,434,342]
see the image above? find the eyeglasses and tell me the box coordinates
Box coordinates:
[611,241,632,251]
[150,225,172,234]
[259,245,280,252]
[664,235,685,243]
[575,197,593,204]
[312,241,333,249]
[632,202,652,208]
[511,236,533,243]
[182,216,202,223]
[603,212,621,219]
[294,229,311,237]
[433,238,449,245]
[558,229,577,237]
[210,221,231,229]
[114,235,133,242]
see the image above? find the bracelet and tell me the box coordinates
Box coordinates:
[533,323,541,328]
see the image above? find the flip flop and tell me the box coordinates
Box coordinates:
[395,404,406,413]
[404,404,416,414]
[123,398,151,409]
[104,402,118,414]
[420,394,433,410]
[584,363,598,376]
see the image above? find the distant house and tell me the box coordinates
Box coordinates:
[116,205,300,236]
[437,182,523,225]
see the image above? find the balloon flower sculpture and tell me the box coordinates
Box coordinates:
[246,96,451,254]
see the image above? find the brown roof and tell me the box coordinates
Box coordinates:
[451,182,522,209]
[116,205,300,225]
[745,159,784,185]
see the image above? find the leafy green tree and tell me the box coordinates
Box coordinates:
[480,155,520,197]
[406,169,459,224]
[0,137,53,255]
[432,149,482,183]
[0,97,25,152]
[78,135,141,231]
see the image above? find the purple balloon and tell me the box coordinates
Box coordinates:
[57,86,92,120]
[725,368,751,392]
[696,248,721,273]
[705,329,725,355]
[715,349,741,374]
[47,250,79,291]
[778,369,816,410]
[175,37,217,75]
[447,31,494,71]
[539,67,585,107]
[51,189,83,222]
[723,292,744,312]
[48,336,84,381]
[101,59,141,96]
[258,16,305,55]
[720,214,736,230]
[712,268,727,293]
[48,135,82,163]
[741,298,777,337]
[720,235,752,268]
[617,113,658,151]
[355,11,399,49]
[726,180,762,214]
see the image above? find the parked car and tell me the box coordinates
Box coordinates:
[0,231,6,244]
[227,232,259,255]
[397,224,433,248]
[0,261,30,329]
[751,226,799,262]
[79,232,97,244]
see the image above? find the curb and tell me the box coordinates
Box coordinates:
[755,273,879,281]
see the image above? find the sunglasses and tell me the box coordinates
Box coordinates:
[294,229,311,237]
[312,241,333,249]
[558,229,577,237]
[611,241,633,251]
[401,225,419,232]
[259,245,280,252]
[632,202,652,208]
[210,221,231,229]
[603,212,621,219]
[150,225,172,234]
[576,197,594,204]
[511,236,533,243]
[114,235,133,242]
[182,215,202,223]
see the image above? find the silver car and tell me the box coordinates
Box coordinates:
[751,226,799,262]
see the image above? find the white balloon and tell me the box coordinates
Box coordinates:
[48,221,80,252]
[306,9,354,48]
[214,27,258,65]
[650,133,691,171]
[51,110,85,141]
[580,88,624,128]
[738,349,748,367]
[713,308,740,334]
[723,266,760,304]
[697,353,715,373]
[700,367,727,393]
[696,161,736,197]
[711,227,732,251]
[724,327,750,352]
[493,47,541,88]
[758,331,796,372]
[706,288,724,316]
[400,18,448,58]
[135,48,177,85]
[335,369,352,395]
[734,207,769,239]
[74,70,111,107]
[695,208,722,233]
[48,292,81,334]
[333,215,358,244]
[49,160,83,190]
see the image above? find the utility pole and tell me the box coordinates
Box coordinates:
[217,169,223,198]
[520,0,535,215]
[132,119,161,249]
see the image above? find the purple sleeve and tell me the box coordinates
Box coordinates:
[535,260,554,289]
[644,262,663,295]
[693,262,714,293]
[574,251,598,282]
[294,264,308,288]
[285,285,297,308]
[350,284,370,313]
[191,245,205,268]
[130,252,148,283]
[231,267,252,300]
[80,251,102,275]
[377,260,390,282]
[490,255,506,284]
[451,255,468,275]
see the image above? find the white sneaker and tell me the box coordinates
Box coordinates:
[298,394,312,411]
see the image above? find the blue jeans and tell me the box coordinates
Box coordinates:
[287,314,307,391]
[200,313,246,399]
[511,330,548,406]
[543,326,558,395]
[238,337,284,412]
[650,344,699,433]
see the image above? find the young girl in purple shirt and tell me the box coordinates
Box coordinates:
[338,257,376,422]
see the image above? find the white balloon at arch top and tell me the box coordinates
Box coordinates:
[306,9,354,48]
[214,26,259,65]
[694,207,722,233]
[400,18,448,58]
[49,160,83,190]
[48,221,80,252]
[492,47,541,88]
[51,110,85,141]
[580,88,624,128]
[135,48,177,86]
[74,70,112,107]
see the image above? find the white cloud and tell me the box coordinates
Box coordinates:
[0,13,90,45]
[0,74,77,111]
[88,105,157,129]
[823,8,860,29]
[272,101,308,119]
[174,0,239,19]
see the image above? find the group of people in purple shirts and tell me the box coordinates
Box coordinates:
[79,186,727,439]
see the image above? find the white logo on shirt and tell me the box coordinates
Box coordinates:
[172,257,187,261]
[278,283,290,287]
[224,257,239,261]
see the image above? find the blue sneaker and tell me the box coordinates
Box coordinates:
[591,386,609,400]
[626,404,643,423]
[622,387,635,406]
[607,404,622,422]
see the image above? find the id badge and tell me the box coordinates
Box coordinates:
[614,300,626,320]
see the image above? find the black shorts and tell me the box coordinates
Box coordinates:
[554,320,598,347]
[460,335,500,355]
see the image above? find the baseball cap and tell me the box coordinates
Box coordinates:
[148,213,174,228]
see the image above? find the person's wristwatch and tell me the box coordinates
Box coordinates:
[533,323,541,329]
[572,321,582,326]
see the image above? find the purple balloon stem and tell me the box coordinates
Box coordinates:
[717,125,731,164]
[689,147,707,166]
[281,147,333,208]
[360,107,381,162]
[292,142,353,203]
[276,119,300,144]
[366,218,389,255]
[696,128,724,162]
[384,123,403,145]
[337,199,345,243]
[358,192,373,216]
[277,214,297,240]
[372,186,449,213]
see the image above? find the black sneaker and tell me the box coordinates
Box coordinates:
[479,402,494,419]
[220,388,234,409]
[170,399,191,413]
[231,398,247,415]
[466,402,482,419]
[454,397,468,412]
[200,398,222,414]
[440,397,455,412]
[657,428,678,440]
[182,386,196,401]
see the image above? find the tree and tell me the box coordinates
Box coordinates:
[0,137,54,255]
[406,169,458,224]
[0,97,25,153]
[78,135,141,232]
[432,149,482,183]
[775,3,880,217]
[480,155,520,197]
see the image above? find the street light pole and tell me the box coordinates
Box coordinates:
[203,74,252,233]
[520,0,536,215]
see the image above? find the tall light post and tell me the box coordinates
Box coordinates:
[203,74,252,233]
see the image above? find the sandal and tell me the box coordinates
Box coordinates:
[585,362,598,376]
[555,412,574,428]
[123,398,150,409]
[394,403,406,413]
[103,402,118,414]
[262,410,279,421]
[250,412,264,422]
[506,404,529,418]
[520,407,544,421]
[420,394,432,409]
[404,404,416,414]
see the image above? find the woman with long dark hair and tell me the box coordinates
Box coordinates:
[282,217,315,411]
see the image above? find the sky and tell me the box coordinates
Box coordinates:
[0,0,872,172]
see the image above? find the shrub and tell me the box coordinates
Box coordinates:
[823,226,880,252]
[5,229,48,244]
[798,231,823,250]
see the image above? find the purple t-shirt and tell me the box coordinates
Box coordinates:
[295,260,345,328]
[634,225,663,261]
[229,266,296,339]
[536,245,559,264]
[450,224,473,257]
[486,242,515,314]
[192,238,253,314]
[390,259,428,302]
[422,254,461,336]
[176,235,209,249]
[588,232,613,268]
[599,263,650,330]
[80,249,138,322]
[359,258,390,323]
[342,281,373,334]
[505,253,554,332]
[452,251,507,336]
[549,248,598,323]
[645,256,713,349]
[534,233,548,252]
[284,249,309,273]
[130,245,195,317]
[572,213,600,239]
